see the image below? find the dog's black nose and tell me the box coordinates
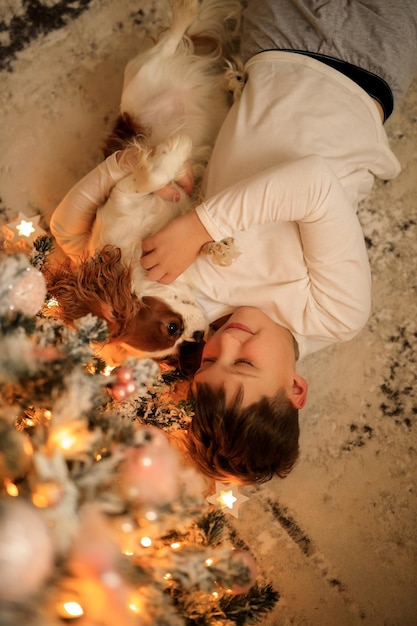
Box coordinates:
[192,330,205,342]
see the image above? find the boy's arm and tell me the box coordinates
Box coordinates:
[50,152,129,262]
[142,155,371,335]
[50,150,193,263]
[203,155,371,335]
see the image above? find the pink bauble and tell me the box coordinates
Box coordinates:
[122,427,180,506]
[0,498,54,599]
[111,384,129,402]
[124,381,137,395]
[110,379,137,402]
[228,550,258,595]
[115,367,134,384]
[70,505,120,579]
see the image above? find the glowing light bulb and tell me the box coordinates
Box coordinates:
[6,212,45,243]
[57,432,77,450]
[128,592,143,614]
[218,489,237,509]
[31,481,63,509]
[50,427,78,452]
[4,479,19,497]
[32,491,49,509]
[207,481,250,518]
[205,558,214,567]
[57,600,84,619]
[140,536,152,548]
[170,542,181,550]
[16,219,35,238]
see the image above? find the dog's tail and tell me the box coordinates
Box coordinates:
[156,0,200,57]
[185,0,242,54]
[122,0,199,90]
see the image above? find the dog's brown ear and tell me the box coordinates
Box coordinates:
[103,112,146,157]
[44,246,141,336]
[44,259,99,324]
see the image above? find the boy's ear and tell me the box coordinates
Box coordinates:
[290,374,308,409]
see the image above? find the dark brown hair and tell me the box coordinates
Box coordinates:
[186,383,299,484]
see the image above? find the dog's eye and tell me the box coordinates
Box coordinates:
[166,321,181,336]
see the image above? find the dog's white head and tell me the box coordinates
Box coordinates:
[140,279,208,350]
[96,279,208,366]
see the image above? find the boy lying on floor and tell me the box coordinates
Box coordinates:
[50,0,417,484]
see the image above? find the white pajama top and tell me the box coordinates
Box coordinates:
[50,51,401,359]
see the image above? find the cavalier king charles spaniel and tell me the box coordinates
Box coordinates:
[47,0,244,365]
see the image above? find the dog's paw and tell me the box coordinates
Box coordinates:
[132,134,192,193]
[131,144,158,193]
[152,134,193,180]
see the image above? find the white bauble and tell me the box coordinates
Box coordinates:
[5,266,47,316]
[0,498,54,599]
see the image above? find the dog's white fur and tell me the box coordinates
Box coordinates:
[120,0,241,149]
[90,133,207,361]
[88,0,244,362]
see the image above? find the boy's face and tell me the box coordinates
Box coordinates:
[193,307,307,408]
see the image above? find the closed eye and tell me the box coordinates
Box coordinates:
[196,357,258,377]
[234,359,254,367]
[201,358,254,366]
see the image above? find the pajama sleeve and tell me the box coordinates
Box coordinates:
[195,155,372,340]
[49,152,128,262]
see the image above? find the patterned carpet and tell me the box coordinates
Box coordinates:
[1,1,416,624]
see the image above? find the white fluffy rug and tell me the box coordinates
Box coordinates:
[1,1,416,624]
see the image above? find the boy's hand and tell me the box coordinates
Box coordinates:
[141,211,212,284]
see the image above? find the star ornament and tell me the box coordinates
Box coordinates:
[6,212,46,244]
[207,481,249,519]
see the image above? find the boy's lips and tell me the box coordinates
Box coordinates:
[225,323,254,334]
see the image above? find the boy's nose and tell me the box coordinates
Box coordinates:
[218,331,242,353]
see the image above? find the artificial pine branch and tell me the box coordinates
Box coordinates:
[220,583,280,625]
[30,235,54,270]
[0,251,279,625]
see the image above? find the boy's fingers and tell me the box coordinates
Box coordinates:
[140,246,158,267]
[141,238,154,253]
[146,266,170,283]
